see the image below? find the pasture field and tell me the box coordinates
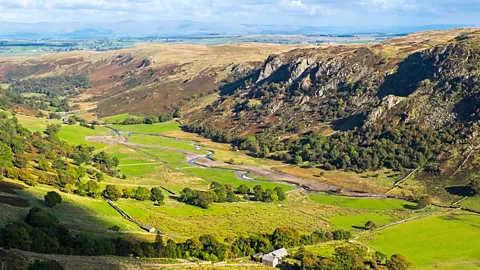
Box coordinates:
[58,125,110,148]
[16,114,62,133]
[326,211,402,230]
[138,147,191,168]
[128,134,207,154]
[102,113,142,123]
[110,120,181,134]
[364,211,480,267]
[115,196,334,240]
[308,194,417,211]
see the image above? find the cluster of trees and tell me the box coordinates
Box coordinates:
[179,182,286,208]
[0,86,70,114]
[186,119,465,173]
[291,245,409,270]
[231,227,351,258]
[0,115,123,201]
[8,75,90,98]
[115,112,180,125]
[104,185,165,205]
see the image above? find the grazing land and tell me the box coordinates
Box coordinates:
[364,211,480,267]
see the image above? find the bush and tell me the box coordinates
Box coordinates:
[44,191,62,207]
[364,220,378,230]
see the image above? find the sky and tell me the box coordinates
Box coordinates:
[0,0,479,27]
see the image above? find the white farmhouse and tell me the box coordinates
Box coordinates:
[262,248,288,267]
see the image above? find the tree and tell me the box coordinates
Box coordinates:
[468,177,480,195]
[103,185,122,201]
[333,246,366,270]
[38,155,50,171]
[271,227,300,248]
[86,180,103,198]
[274,187,286,201]
[44,191,62,207]
[417,195,432,209]
[95,172,105,181]
[150,187,165,205]
[386,254,409,270]
[194,191,214,209]
[235,184,250,195]
[364,220,378,231]
[0,142,13,168]
[134,187,150,201]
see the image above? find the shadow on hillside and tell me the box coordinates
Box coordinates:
[445,186,472,197]
[331,113,366,131]
[377,52,435,99]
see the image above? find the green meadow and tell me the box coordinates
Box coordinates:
[102,113,142,123]
[16,114,62,133]
[115,198,333,240]
[364,211,480,267]
[58,125,110,148]
[110,121,181,134]
[309,194,417,211]
[128,134,207,154]
[326,212,400,230]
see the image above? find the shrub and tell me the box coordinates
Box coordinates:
[44,191,62,207]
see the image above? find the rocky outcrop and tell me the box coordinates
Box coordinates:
[256,55,283,83]
[365,95,404,126]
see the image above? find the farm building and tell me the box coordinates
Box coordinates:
[140,225,156,233]
[262,248,288,267]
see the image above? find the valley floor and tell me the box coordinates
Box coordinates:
[3,115,480,269]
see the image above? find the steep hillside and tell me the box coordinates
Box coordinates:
[184,28,480,200]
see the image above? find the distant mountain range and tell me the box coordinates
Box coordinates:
[0,20,475,39]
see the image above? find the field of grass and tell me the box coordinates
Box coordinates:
[364,211,480,267]
[16,114,62,133]
[128,134,207,154]
[58,125,111,148]
[326,212,399,230]
[116,196,333,240]
[102,113,142,123]
[309,194,417,211]
[110,121,181,134]
[460,196,480,212]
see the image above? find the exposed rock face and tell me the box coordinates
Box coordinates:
[189,30,480,136]
[256,55,284,83]
[366,95,404,126]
